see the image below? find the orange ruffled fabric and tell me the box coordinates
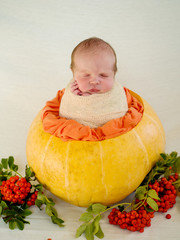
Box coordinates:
[41,88,144,141]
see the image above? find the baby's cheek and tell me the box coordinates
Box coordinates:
[77,80,89,92]
[102,80,114,92]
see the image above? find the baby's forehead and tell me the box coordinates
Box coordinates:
[74,48,115,60]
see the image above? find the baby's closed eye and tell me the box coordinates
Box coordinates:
[82,74,90,78]
[99,73,108,78]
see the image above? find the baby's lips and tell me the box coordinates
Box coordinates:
[89,88,100,93]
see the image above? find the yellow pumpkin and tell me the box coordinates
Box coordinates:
[26,91,165,207]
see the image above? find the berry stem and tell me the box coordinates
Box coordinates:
[133,197,147,211]
[13,171,23,178]
[0,171,23,179]
[172,179,180,185]
[87,202,132,225]
[0,174,10,177]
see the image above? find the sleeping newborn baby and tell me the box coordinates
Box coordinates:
[59,37,128,128]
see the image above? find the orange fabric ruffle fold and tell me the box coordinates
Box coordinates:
[41,88,144,141]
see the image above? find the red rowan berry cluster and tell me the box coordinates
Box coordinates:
[149,173,178,213]
[108,174,179,233]
[0,176,33,205]
[108,207,154,233]
[27,191,38,206]
[0,157,64,231]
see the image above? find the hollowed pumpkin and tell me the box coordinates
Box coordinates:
[26,91,165,207]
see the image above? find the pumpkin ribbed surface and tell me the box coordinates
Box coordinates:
[26,92,165,207]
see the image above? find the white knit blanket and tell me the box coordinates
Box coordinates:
[59,80,128,128]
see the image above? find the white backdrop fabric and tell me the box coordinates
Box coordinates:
[0,1,180,239]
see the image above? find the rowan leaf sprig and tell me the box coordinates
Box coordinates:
[76,152,180,240]
[132,151,180,212]
[76,203,107,239]
[0,156,64,230]
[0,156,21,181]
[141,151,180,186]
[35,191,64,227]
[1,203,32,230]
[76,202,134,240]
[132,187,160,212]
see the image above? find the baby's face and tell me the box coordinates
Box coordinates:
[72,50,115,94]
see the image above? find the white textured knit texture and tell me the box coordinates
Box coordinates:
[59,80,128,128]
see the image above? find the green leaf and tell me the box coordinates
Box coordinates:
[148,189,160,200]
[76,223,87,237]
[37,192,55,206]
[12,164,18,172]
[136,186,147,195]
[93,215,101,235]
[16,220,24,230]
[173,179,180,191]
[46,205,57,217]
[85,223,94,240]
[21,219,30,224]
[0,205,2,215]
[160,153,167,160]
[35,199,43,209]
[0,201,8,208]
[135,186,147,200]
[46,197,55,206]
[15,214,30,224]
[51,206,57,217]
[37,191,46,203]
[164,168,171,179]
[1,158,8,169]
[8,156,14,169]
[137,193,145,200]
[144,206,155,212]
[9,220,16,230]
[51,216,64,227]
[21,209,32,217]
[170,152,178,158]
[79,212,94,222]
[25,167,32,178]
[3,209,17,216]
[35,184,43,191]
[91,204,107,214]
[46,205,52,216]
[155,166,165,172]
[174,157,180,173]
[95,225,104,239]
[87,204,93,212]
[156,160,163,167]
[3,216,11,224]
[147,197,158,211]
[25,165,35,179]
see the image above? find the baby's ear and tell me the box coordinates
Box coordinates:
[70,68,75,77]
[70,63,74,71]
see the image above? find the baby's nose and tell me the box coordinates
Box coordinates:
[90,77,100,84]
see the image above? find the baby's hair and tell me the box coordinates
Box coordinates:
[70,37,117,73]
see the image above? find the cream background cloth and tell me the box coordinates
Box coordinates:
[0,1,180,240]
[59,80,128,128]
